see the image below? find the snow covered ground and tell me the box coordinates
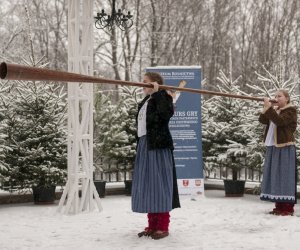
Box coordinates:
[1,190,300,250]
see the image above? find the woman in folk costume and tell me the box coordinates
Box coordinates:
[259,89,298,216]
[131,72,180,240]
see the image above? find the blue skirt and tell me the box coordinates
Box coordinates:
[131,136,174,213]
[260,145,297,203]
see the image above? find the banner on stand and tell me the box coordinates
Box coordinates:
[146,66,204,196]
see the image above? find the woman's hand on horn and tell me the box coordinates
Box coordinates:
[149,82,159,93]
[264,97,272,109]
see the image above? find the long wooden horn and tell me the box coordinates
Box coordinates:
[0,62,269,102]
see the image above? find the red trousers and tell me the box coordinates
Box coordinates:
[275,202,294,213]
[147,212,170,231]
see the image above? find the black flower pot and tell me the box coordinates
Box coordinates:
[223,180,245,197]
[94,181,106,198]
[124,180,132,196]
[32,186,56,204]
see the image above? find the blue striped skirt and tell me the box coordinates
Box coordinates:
[260,145,297,203]
[131,136,174,213]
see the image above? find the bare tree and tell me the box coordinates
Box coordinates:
[1,0,299,93]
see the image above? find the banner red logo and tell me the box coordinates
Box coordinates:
[183,180,189,187]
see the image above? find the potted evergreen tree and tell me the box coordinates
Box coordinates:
[222,141,247,196]
[0,13,67,203]
[202,67,249,197]
[0,69,67,204]
[93,167,107,198]
[94,86,141,195]
[93,88,119,197]
[118,87,140,195]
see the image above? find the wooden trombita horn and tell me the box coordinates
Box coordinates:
[0,62,275,103]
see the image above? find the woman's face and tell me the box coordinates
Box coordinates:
[143,75,153,95]
[275,91,288,108]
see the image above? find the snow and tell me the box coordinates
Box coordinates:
[0,189,9,194]
[1,190,300,250]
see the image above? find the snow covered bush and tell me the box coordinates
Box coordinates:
[203,62,300,181]
[0,89,11,184]
[94,86,142,173]
[202,70,250,180]
[0,7,67,190]
[202,41,300,182]
[0,63,67,190]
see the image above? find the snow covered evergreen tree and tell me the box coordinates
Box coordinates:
[118,86,142,167]
[202,69,250,180]
[0,69,67,189]
[0,84,11,185]
[94,86,142,172]
[0,6,67,190]
[203,48,300,180]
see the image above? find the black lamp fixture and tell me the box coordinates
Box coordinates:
[94,0,133,31]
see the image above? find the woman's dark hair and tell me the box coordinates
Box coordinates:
[144,72,164,85]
